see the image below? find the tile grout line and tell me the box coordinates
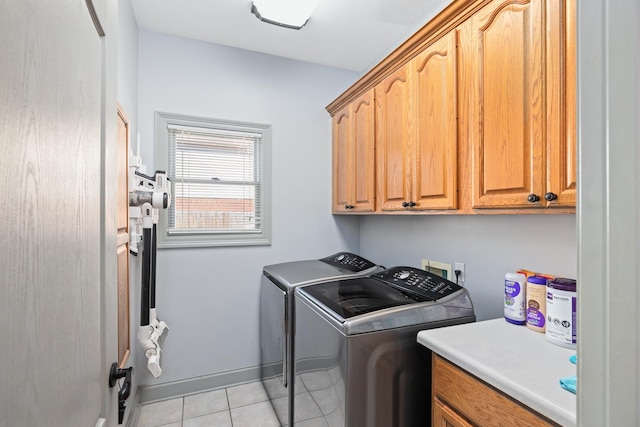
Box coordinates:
[181,396,185,427]
[226,386,234,427]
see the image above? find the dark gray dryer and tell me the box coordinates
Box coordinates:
[293,266,476,427]
[260,252,383,426]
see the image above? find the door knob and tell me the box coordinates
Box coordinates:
[527,194,540,203]
[109,363,133,424]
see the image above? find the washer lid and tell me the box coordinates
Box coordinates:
[300,277,433,319]
[263,252,380,290]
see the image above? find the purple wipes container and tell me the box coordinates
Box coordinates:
[545,278,577,348]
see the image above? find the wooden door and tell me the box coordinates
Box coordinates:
[411,31,458,210]
[0,0,117,425]
[433,355,557,426]
[376,66,412,211]
[462,0,546,208]
[332,89,376,213]
[350,89,376,212]
[432,398,474,427]
[116,106,131,367]
[332,105,352,212]
[545,0,576,207]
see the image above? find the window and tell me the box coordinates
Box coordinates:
[155,112,271,248]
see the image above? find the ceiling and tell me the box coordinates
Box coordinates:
[130,0,453,72]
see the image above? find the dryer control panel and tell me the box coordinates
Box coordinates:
[373,266,463,300]
[319,252,378,273]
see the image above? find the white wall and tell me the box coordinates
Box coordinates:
[359,214,577,321]
[136,30,361,385]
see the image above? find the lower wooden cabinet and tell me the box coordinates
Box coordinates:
[432,355,560,427]
[433,397,474,427]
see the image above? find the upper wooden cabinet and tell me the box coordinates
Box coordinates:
[376,31,458,212]
[375,66,412,211]
[327,0,575,215]
[546,0,577,207]
[332,89,376,213]
[411,31,458,210]
[460,0,576,209]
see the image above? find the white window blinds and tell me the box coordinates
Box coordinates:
[155,112,271,248]
[167,125,263,235]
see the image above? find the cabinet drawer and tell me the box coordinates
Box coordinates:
[432,355,559,427]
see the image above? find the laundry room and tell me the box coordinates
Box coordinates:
[2,0,638,426]
[120,0,580,422]
[113,0,633,425]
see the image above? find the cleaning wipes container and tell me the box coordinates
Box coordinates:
[545,278,577,348]
[504,272,526,325]
[526,276,547,332]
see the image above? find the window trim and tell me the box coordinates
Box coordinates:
[154,111,272,248]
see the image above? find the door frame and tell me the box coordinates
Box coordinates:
[576,1,640,426]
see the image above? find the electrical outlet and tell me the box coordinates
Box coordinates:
[422,259,452,281]
[454,261,465,285]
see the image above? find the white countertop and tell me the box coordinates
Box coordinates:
[417,318,577,427]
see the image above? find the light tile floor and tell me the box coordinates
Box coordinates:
[135,381,281,427]
[135,374,339,427]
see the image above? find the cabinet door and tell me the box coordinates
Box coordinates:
[432,355,558,426]
[462,0,546,208]
[332,105,352,212]
[411,31,458,210]
[546,0,576,207]
[332,90,376,213]
[433,398,474,427]
[351,89,376,211]
[376,66,412,211]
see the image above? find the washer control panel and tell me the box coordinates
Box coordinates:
[320,252,377,273]
[373,266,463,300]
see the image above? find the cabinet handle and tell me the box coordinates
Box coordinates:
[402,201,409,208]
[527,194,540,203]
[544,192,558,201]
[344,204,354,210]
[409,201,416,207]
